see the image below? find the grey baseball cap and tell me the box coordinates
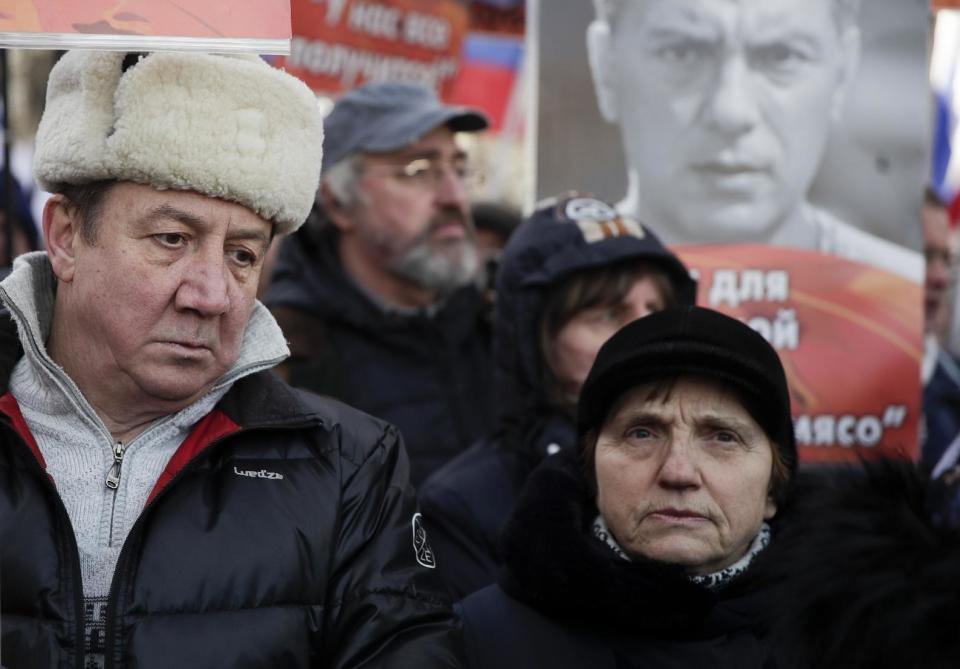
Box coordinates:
[321,81,489,172]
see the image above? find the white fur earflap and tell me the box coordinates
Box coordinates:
[33,51,323,236]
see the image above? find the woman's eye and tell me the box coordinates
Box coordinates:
[594,304,625,323]
[155,233,185,248]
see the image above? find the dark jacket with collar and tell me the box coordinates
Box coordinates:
[264,210,494,486]
[755,460,960,669]
[419,199,695,599]
[0,312,464,669]
[458,450,777,669]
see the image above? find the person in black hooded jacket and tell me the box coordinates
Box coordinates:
[419,194,696,599]
[459,306,798,669]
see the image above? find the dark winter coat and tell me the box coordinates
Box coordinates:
[922,347,960,469]
[757,460,960,669]
[420,414,574,599]
[0,315,463,668]
[458,449,777,669]
[420,199,695,599]
[264,212,494,486]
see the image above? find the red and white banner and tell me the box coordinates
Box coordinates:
[280,0,469,98]
[679,245,922,461]
[0,0,290,50]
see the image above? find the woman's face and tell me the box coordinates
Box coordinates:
[594,376,777,574]
[549,274,667,400]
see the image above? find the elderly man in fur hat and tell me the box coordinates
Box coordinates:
[0,51,461,669]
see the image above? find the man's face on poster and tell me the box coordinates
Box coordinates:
[588,0,860,244]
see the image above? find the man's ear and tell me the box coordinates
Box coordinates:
[320,182,354,234]
[830,26,861,123]
[586,19,619,124]
[43,195,82,283]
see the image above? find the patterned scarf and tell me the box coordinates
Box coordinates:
[592,515,771,591]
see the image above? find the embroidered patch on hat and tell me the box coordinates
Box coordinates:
[412,513,436,569]
[562,197,646,243]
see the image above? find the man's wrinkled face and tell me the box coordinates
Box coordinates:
[348,126,478,292]
[592,0,858,243]
[58,182,271,409]
[594,376,777,574]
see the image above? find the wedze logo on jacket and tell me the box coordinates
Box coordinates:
[233,466,284,480]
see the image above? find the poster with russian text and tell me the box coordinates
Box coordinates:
[280,0,469,98]
[534,0,927,461]
[678,246,921,462]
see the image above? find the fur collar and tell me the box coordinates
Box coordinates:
[759,460,960,669]
[499,449,732,635]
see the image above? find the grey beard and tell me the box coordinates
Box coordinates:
[389,239,480,295]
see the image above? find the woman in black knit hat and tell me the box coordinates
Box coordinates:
[459,305,795,669]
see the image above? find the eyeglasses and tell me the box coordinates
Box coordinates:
[363,157,484,191]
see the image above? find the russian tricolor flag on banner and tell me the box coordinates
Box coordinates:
[931,10,960,219]
[448,32,523,131]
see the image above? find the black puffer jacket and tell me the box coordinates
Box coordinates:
[458,450,777,669]
[420,195,695,599]
[0,319,463,668]
[264,210,494,486]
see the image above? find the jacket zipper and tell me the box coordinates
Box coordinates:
[106,441,125,546]
[103,410,179,548]
[105,441,124,489]
[0,419,87,668]
[102,419,317,669]
[3,291,148,550]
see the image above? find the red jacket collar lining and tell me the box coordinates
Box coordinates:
[0,392,241,505]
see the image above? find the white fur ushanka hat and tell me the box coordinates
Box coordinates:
[33,50,324,236]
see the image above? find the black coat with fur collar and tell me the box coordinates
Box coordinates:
[458,450,778,669]
[756,460,960,669]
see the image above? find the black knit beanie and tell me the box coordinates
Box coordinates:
[577,306,797,478]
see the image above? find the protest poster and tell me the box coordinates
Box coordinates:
[679,246,922,461]
[0,0,290,52]
[534,0,928,459]
[279,0,469,98]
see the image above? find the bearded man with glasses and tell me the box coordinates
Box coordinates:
[265,81,495,486]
